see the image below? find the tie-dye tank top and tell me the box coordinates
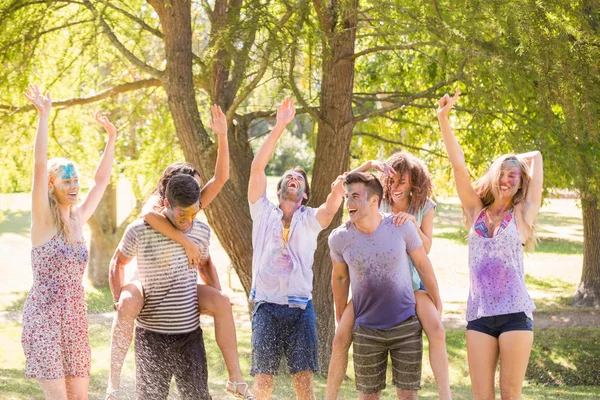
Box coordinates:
[466,208,535,321]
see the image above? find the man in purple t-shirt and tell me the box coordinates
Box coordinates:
[329,172,443,400]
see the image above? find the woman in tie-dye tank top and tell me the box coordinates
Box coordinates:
[437,88,543,400]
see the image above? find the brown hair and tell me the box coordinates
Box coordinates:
[151,162,200,211]
[379,151,432,212]
[277,166,310,205]
[344,172,383,207]
[47,158,78,243]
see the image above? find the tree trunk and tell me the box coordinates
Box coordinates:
[87,181,118,287]
[149,0,255,294]
[310,0,359,374]
[573,192,600,307]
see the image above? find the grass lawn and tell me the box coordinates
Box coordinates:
[1,187,599,398]
[1,320,599,399]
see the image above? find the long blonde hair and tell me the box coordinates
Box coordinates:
[472,154,538,250]
[47,158,78,243]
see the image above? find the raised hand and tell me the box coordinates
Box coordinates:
[92,111,117,141]
[371,160,395,178]
[276,97,296,126]
[331,172,347,197]
[437,87,460,119]
[209,105,227,138]
[24,84,52,115]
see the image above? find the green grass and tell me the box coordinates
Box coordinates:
[2,321,599,399]
[0,285,114,313]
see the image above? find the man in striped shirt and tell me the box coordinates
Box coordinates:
[329,172,442,400]
[109,174,213,399]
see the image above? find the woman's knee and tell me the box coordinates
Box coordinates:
[425,319,446,343]
[332,326,353,351]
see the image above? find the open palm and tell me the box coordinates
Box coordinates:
[24,84,52,114]
[276,97,296,126]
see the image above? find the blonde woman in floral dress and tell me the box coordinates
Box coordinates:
[21,84,116,399]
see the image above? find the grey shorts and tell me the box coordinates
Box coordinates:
[352,316,423,394]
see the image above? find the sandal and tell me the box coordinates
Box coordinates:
[225,380,257,399]
[104,390,119,400]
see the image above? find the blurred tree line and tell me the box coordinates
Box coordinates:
[0,0,598,371]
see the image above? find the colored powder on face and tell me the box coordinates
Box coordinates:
[59,164,77,180]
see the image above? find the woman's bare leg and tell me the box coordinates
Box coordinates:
[498,331,533,400]
[38,378,67,400]
[65,376,89,400]
[466,330,499,400]
[415,290,452,400]
[325,302,355,400]
[107,281,144,394]
[197,284,252,396]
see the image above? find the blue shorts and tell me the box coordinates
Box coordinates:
[250,300,318,375]
[466,312,533,338]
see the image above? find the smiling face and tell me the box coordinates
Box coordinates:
[389,171,411,204]
[496,161,522,200]
[51,164,80,205]
[345,182,377,223]
[278,170,308,203]
[165,201,200,232]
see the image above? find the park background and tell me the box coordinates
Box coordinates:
[0,0,599,399]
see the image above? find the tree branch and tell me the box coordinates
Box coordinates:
[353,60,466,123]
[353,132,447,158]
[82,0,163,78]
[0,78,162,113]
[226,0,306,121]
[347,42,445,61]
[98,0,163,38]
[0,19,94,54]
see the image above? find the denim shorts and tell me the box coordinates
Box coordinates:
[250,300,318,375]
[466,312,533,338]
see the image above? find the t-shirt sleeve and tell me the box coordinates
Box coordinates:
[328,229,345,263]
[306,206,324,233]
[248,194,273,221]
[403,223,423,253]
[119,223,140,258]
[422,198,436,216]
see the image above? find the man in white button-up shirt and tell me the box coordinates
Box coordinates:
[248,98,345,400]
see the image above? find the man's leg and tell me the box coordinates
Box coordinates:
[107,280,144,394]
[173,328,211,400]
[352,325,388,397]
[135,327,172,400]
[251,303,284,399]
[388,316,423,400]
[285,301,318,400]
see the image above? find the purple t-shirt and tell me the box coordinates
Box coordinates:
[328,213,423,329]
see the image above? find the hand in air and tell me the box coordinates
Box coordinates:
[371,161,394,177]
[92,111,117,141]
[209,105,227,138]
[331,173,348,197]
[24,84,52,115]
[436,87,460,119]
[276,97,296,126]
[392,211,417,228]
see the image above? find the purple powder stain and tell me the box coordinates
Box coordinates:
[476,252,518,300]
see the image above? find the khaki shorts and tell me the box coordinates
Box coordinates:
[352,316,423,394]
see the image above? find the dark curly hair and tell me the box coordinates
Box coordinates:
[380,151,432,212]
[152,162,201,211]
